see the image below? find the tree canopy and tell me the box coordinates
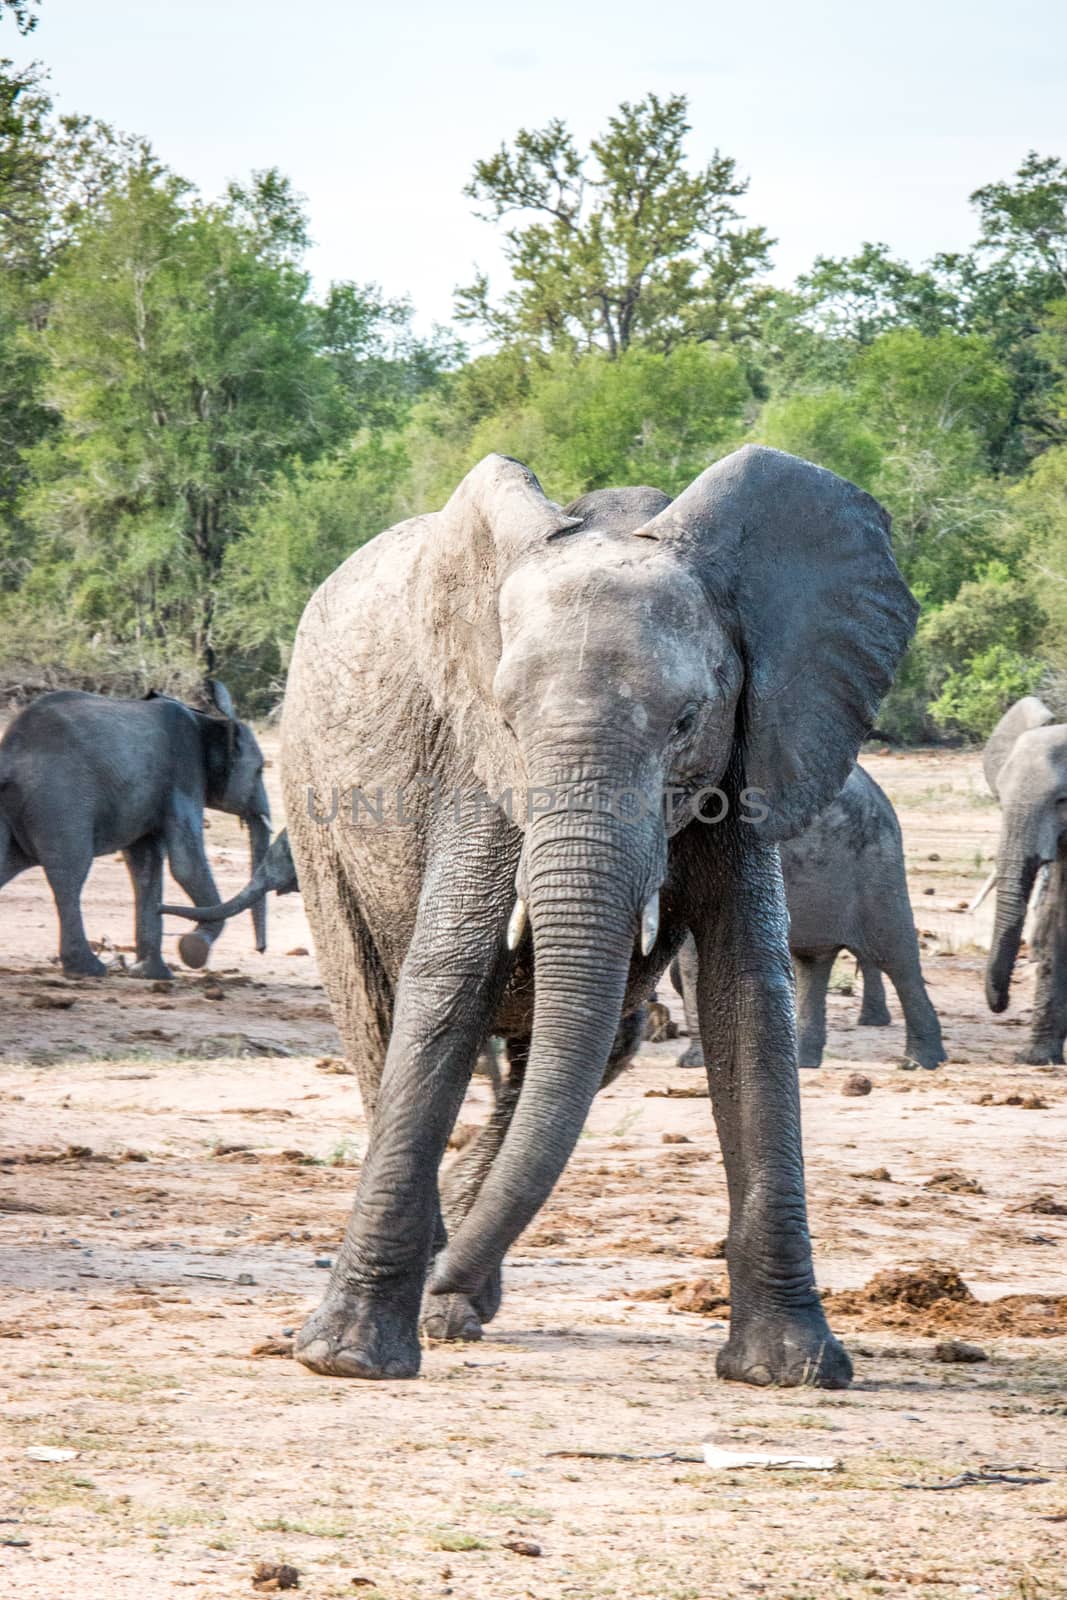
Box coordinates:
[456,94,773,357]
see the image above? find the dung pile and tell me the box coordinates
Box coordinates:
[823,1262,1067,1337]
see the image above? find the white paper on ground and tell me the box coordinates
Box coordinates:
[26,1446,78,1462]
[703,1445,840,1471]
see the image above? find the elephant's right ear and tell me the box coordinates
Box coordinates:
[410,455,580,794]
[638,445,917,842]
[983,695,1055,798]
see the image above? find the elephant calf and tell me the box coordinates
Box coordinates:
[671,765,945,1071]
[0,681,271,977]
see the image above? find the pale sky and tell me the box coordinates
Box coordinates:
[9,0,1067,334]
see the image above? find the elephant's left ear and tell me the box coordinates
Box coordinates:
[639,445,918,842]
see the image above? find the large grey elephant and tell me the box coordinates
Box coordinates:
[671,764,945,1071]
[983,694,1067,1062]
[0,681,271,977]
[276,446,915,1388]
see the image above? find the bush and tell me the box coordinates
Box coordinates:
[878,565,1046,742]
[929,643,1045,738]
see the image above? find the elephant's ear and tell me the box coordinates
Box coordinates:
[983,695,1055,798]
[638,445,918,842]
[204,679,237,719]
[410,454,580,794]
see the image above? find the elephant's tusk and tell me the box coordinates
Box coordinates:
[640,891,660,957]
[506,898,528,951]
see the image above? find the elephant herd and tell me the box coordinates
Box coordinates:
[0,446,1060,1393]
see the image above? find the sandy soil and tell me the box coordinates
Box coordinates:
[1,741,1065,1600]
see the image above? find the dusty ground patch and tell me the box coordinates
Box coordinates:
[1,741,1065,1599]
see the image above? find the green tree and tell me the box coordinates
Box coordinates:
[215,435,408,701]
[754,389,882,488]
[407,342,752,510]
[17,167,361,671]
[457,93,773,357]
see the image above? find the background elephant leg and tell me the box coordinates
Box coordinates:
[688,826,851,1390]
[882,949,946,1070]
[164,812,223,969]
[296,817,517,1380]
[1023,855,1067,1063]
[123,836,172,978]
[793,950,835,1068]
[673,934,705,1068]
[39,838,105,976]
[422,1037,528,1342]
[856,957,891,1026]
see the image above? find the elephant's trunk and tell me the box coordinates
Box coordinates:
[986,814,1042,1012]
[161,827,296,927]
[246,800,272,953]
[431,777,662,1299]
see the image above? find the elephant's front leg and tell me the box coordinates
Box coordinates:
[295,823,517,1380]
[420,1038,527,1343]
[690,829,852,1389]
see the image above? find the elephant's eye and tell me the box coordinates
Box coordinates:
[672,705,698,741]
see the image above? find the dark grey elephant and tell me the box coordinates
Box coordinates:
[671,765,945,1071]
[0,681,271,977]
[272,446,914,1390]
[983,695,1067,1062]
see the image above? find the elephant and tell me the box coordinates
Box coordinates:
[670,765,945,1071]
[270,446,914,1389]
[983,694,1067,1062]
[0,680,271,977]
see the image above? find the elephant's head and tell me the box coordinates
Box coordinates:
[415,448,917,1298]
[984,696,1067,1012]
[198,679,272,952]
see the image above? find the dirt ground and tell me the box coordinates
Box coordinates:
[1,740,1065,1600]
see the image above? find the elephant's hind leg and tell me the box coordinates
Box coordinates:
[124,836,173,979]
[882,949,946,1071]
[793,949,836,1069]
[856,958,891,1026]
[39,836,106,977]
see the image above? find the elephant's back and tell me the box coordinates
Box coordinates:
[782,765,904,952]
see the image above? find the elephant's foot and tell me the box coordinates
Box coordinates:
[857,1002,891,1027]
[796,1050,824,1070]
[128,957,174,980]
[178,932,212,970]
[1016,1037,1065,1065]
[420,1263,502,1342]
[62,950,108,978]
[902,1038,946,1071]
[294,1286,421,1380]
[421,1291,483,1342]
[675,1041,705,1069]
[717,1308,853,1390]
